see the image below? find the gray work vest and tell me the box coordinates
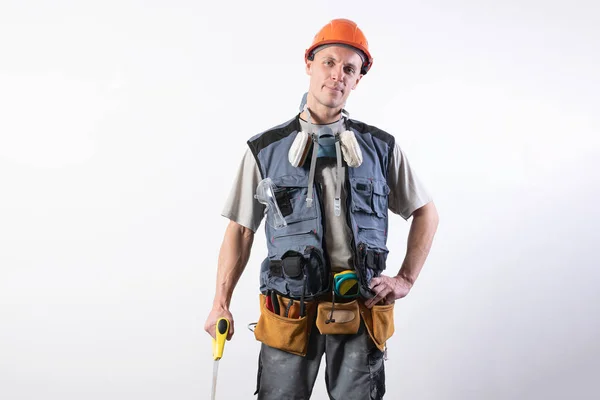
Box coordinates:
[248,114,395,300]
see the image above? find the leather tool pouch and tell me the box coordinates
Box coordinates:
[253,294,313,356]
[359,302,395,351]
[315,300,360,335]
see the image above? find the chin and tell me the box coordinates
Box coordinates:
[318,97,343,109]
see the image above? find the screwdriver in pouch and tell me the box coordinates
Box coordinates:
[265,290,274,312]
[271,290,280,315]
[211,318,230,400]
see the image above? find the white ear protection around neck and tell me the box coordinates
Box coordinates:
[288,99,362,168]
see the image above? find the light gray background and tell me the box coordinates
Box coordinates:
[1,1,598,399]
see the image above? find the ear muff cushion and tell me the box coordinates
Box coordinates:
[288,131,311,167]
[339,130,363,167]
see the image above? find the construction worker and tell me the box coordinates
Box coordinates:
[205,18,439,399]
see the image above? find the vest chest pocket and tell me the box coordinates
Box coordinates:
[372,180,390,218]
[350,178,390,218]
[271,176,317,226]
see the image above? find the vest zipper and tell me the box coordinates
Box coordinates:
[345,177,358,271]
[272,230,316,241]
[315,182,331,290]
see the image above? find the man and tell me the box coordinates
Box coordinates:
[205,18,439,399]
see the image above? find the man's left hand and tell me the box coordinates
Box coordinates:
[364,275,412,308]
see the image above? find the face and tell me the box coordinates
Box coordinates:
[306,45,363,111]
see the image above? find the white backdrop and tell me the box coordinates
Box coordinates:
[1,1,599,399]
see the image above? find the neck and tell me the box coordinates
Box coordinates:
[301,94,343,124]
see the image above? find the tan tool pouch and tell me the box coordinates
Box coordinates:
[253,294,312,356]
[315,300,361,335]
[359,302,395,351]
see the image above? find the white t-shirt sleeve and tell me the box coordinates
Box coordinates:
[221,148,266,232]
[387,142,433,220]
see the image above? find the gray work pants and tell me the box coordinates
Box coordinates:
[254,321,386,400]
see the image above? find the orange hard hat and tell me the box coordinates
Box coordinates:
[305,18,373,75]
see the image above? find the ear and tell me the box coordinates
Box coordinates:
[305,61,312,76]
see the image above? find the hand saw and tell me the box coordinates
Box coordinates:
[211,318,230,400]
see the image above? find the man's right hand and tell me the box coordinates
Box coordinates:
[205,221,255,342]
[204,307,235,340]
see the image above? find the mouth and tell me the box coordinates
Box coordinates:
[324,85,343,94]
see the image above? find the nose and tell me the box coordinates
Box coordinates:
[330,65,345,82]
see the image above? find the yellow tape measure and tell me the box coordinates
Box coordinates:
[334,270,360,298]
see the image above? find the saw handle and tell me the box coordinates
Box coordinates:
[212,318,230,361]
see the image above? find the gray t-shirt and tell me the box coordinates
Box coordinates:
[222,120,432,272]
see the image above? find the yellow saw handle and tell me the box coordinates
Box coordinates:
[212,318,230,361]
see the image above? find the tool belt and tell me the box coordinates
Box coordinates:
[253,291,395,356]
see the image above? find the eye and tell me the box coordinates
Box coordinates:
[344,67,355,75]
[324,60,333,66]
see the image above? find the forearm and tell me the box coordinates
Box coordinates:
[396,201,439,286]
[212,221,255,310]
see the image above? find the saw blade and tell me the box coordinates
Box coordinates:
[211,359,220,400]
